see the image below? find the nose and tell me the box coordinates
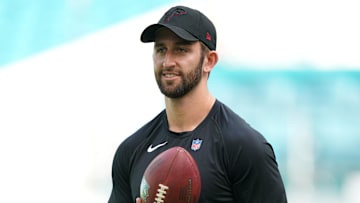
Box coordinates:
[162,52,176,68]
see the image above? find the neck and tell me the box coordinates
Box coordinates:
[165,87,215,133]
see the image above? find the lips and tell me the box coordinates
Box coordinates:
[164,73,177,78]
[162,71,180,79]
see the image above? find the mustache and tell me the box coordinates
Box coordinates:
[159,68,182,75]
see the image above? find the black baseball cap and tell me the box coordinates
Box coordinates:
[140,5,217,50]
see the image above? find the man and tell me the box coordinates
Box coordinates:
[109,5,287,203]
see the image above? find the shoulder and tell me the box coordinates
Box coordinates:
[211,100,265,143]
[211,100,270,162]
[114,110,166,160]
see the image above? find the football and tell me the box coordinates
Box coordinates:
[140,146,201,203]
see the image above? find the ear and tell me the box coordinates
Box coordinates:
[203,51,218,74]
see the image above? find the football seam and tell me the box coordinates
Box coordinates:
[153,149,180,202]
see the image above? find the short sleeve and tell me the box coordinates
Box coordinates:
[108,144,134,203]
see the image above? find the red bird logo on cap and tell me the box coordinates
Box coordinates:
[165,8,187,22]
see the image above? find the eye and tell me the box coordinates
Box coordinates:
[175,47,187,53]
[155,47,166,54]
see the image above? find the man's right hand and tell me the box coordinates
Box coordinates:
[136,197,142,203]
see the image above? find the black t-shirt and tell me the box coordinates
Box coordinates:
[109,100,287,203]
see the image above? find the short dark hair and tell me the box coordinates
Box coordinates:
[200,42,212,78]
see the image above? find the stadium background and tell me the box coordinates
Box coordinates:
[0,0,359,202]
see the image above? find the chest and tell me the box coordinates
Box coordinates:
[129,129,235,202]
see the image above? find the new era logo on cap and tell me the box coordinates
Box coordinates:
[206,32,212,41]
[140,5,217,50]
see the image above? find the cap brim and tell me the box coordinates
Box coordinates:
[140,24,198,43]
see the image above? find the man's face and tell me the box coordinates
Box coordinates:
[153,28,205,98]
